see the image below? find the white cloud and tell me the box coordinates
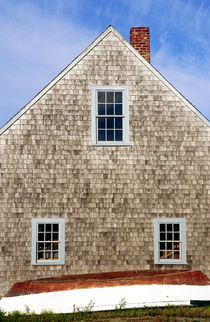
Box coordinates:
[120,0,153,16]
[0,2,95,69]
[0,1,96,127]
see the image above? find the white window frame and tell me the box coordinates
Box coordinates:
[91,85,129,146]
[154,218,187,265]
[31,218,65,265]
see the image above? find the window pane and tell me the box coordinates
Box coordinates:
[167,242,172,250]
[166,251,173,259]
[37,243,44,251]
[107,130,114,141]
[107,118,114,129]
[160,224,165,232]
[53,252,59,259]
[38,224,44,232]
[174,224,179,232]
[98,118,105,129]
[167,224,172,231]
[46,224,52,232]
[45,243,52,251]
[115,104,122,115]
[173,243,180,259]
[160,250,166,259]
[98,92,105,103]
[46,233,51,241]
[115,92,122,103]
[38,252,44,260]
[53,242,59,250]
[174,242,180,250]
[53,233,59,241]
[53,224,59,232]
[160,242,165,250]
[167,233,172,240]
[45,252,52,259]
[98,130,105,141]
[115,130,122,141]
[174,252,180,259]
[38,233,44,241]
[115,117,122,129]
[107,92,114,103]
[174,233,180,241]
[98,104,105,115]
[160,233,165,241]
[107,104,114,115]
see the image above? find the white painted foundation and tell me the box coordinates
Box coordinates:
[0,284,210,314]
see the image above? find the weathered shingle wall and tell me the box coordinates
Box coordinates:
[0,31,209,297]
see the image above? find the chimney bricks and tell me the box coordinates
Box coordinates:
[130,27,150,63]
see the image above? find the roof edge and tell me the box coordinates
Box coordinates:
[0,25,209,135]
[109,27,210,127]
[0,26,115,135]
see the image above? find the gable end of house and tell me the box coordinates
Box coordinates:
[0,25,209,136]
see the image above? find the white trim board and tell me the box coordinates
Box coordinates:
[0,25,209,135]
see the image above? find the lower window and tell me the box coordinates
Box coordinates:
[31,218,65,265]
[154,218,186,264]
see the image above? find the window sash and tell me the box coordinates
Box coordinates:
[159,241,181,260]
[96,90,124,143]
[36,223,60,261]
[97,116,124,142]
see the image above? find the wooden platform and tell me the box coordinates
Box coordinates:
[6,270,210,297]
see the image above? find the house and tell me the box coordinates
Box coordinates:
[0,25,209,298]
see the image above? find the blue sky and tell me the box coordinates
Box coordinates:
[0,0,210,128]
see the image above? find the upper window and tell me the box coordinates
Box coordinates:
[92,86,129,146]
[154,218,186,265]
[31,218,65,265]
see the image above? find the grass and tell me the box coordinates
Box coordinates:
[0,306,210,321]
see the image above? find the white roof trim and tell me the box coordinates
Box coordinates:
[0,25,209,135]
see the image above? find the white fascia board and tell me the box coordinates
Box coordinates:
[0,25,209,135]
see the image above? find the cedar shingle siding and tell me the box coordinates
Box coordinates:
[0,28,209,297]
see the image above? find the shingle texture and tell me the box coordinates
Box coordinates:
[0,30,209,297]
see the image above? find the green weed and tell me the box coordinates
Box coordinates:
[0,305,209,321]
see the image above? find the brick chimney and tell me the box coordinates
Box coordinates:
[130,27,150,63]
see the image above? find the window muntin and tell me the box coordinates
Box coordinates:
[32,218,65,265]
[97,91,123,142]
[154,218,186,264]
[92,86,129,146]
[37,223,59,261]
[159,223,181,260]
